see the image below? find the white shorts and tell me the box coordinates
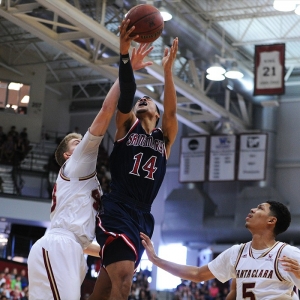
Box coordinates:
[27,228,87,300]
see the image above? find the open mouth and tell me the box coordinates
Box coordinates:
[138,101,147,107]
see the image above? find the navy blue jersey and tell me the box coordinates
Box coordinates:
[109,119,166,206]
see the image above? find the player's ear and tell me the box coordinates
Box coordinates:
[268,217,277,224]
[63,152,71,160]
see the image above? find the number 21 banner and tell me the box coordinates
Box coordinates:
[254,43,285,96]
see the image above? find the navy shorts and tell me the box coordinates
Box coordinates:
[96,194,154,269]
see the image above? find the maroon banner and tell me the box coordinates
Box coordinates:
[254,43,285,96]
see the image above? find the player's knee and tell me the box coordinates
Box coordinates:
[116,271,133,296]
[119,278,133,298]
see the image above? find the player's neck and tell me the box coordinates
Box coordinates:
[140,118,156,134]
[251,234,276,250]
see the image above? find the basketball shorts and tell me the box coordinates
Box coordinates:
[95,195,154,269]
[27,228,87,300]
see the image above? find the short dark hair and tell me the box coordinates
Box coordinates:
[267,201,291,236]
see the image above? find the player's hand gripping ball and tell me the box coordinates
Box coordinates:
[125,4,164,43]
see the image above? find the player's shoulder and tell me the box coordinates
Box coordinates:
[219,244,242,257]
[280,243,300,257]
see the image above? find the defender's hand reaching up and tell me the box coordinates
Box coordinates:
[162,37,178,71]
[131,43,154,71]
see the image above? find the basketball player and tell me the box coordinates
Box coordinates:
[27,29,154,300]
[87,20,179,300]
[141,201,300,299]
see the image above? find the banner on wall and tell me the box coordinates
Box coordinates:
[238,134,268,180]
[179,136,207,182]
[254,43,285,96]
[208,135,236,181]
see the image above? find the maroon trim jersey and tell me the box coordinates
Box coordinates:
[109,119,166,206]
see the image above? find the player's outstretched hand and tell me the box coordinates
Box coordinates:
[119,19,138,55]
[131,43,154,71]
[162,37,178,71]
[279,255,300,278]
[140,232,157,263]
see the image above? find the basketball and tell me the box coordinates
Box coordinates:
[125,4,164,43]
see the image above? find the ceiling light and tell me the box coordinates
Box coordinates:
[225,68,244,79]
[206,63,226,75]
[159,7,172,21]
[225,62,244,79]
[273,0,297,12]
[206,73,225,81]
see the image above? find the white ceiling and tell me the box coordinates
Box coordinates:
[0,0,299,134]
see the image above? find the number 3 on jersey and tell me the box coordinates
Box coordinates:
[129,152,157,180]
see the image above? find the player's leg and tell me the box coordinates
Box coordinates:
[29,233,84,300]
[104,238,136,299]
[105,260,135,300]
[51,237,84,300]
[28,239,54,300]
[87,267,112,300]
[89,238,136,300]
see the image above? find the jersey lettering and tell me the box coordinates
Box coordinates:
[129,153,157,180]
[126,133,165,155]
[236,269,273,278]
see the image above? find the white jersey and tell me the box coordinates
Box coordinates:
[208,241,300,300]
[50,130,103,249]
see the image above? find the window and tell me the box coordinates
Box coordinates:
[0,80,31,114]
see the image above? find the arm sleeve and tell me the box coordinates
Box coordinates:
[118,53,136,114]
[64,129,103,178]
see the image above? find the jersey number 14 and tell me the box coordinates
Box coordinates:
[129,152,157,180]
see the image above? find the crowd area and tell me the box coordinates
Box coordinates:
[0,265,232,300]
[127,273,230,300]
[0,267,28,300]
[0,126,31,166]
[172,279,229,300]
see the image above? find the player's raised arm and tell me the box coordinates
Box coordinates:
[161,37,179,158]
[115,20,154,140]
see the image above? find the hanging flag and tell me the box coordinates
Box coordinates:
[254,43,285,95]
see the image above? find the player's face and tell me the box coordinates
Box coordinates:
[245,202,274,230]
[134,96,157,115]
